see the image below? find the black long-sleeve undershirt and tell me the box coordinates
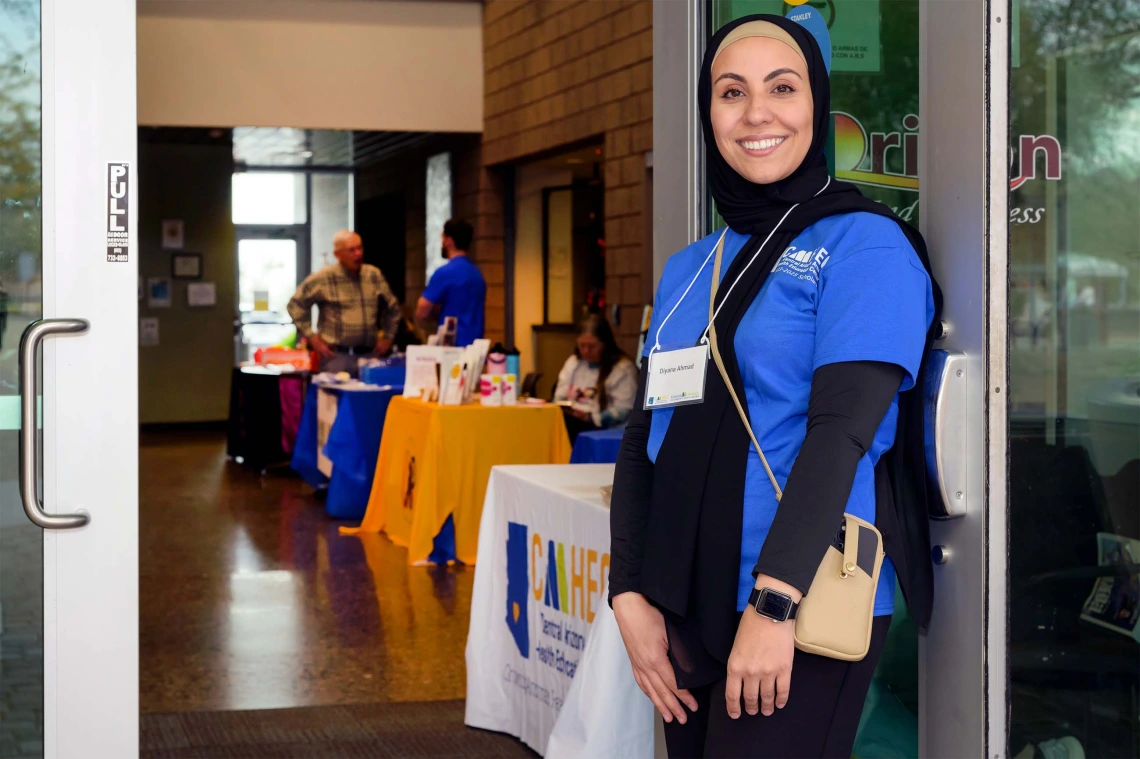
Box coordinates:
[751,360,903,593]
[609,360,904,602]
[608,362,655,601]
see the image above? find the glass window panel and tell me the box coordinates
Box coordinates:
[545,189,574,324]
[1008,0,1140,756]
[425,152,452,280]
[310,173,353,274]
[231,172,306,225]
[0,1,45,756]
[238,239,297,315]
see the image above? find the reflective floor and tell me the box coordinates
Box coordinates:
[140,429,472,713]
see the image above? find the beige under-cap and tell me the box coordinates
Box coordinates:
[711,20,806,68]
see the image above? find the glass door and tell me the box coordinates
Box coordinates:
[1,2,46,755]
[705,2,932,755]
[1,0,138,755]
[232,170,309,363]
[661,0,1009,755]
[235,230,305,363]
[1007,0,1140,755]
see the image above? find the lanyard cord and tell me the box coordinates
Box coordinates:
[700,203,798,345]
[707,233,784,501]
[700,176,831,345]
[651,176,832,352]
[651,229,726,352]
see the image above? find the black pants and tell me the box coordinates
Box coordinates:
[662,616,891,759]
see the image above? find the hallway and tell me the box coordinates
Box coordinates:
[139,429,531,756]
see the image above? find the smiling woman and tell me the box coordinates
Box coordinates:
[709,36,814,185]
[608,13,942,759]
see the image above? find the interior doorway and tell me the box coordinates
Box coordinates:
[357,193,407,304]
[234,226,305,364]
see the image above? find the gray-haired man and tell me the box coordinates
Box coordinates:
[287,230,401,373]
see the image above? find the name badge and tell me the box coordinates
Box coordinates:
[644,345,708,409]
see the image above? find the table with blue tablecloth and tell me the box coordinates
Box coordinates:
[569,427,625,464]
[360,356,406,388]
[292,383,402,520]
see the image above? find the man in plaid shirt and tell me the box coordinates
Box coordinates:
[288,230,402,373]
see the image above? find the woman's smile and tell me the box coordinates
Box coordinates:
[736,135,788,156]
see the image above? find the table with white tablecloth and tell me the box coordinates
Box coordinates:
[464,464,656,757]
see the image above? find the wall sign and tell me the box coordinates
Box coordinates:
[728,0,882,72]
[172,253,202,279]
[140,317,159,347]
[187,282,217,307]
[162,219,184,250]
[147,277,172,309]
[785,3,832,73]
[106,162,129,262]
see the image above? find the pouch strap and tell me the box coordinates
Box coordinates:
[708,231,784,502]
[842,516,859,578]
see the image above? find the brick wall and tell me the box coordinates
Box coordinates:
[483,0,653,354]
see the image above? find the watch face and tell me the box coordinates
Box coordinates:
[755,589,792,621]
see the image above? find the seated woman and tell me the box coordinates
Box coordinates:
[555,314,638,444]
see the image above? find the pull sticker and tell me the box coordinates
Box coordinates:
[106,162,129,262]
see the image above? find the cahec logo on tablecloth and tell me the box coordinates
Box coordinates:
[505,522,531,658]
[505,521,611,660]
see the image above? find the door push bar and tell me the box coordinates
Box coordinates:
[924,347,968,520]
[18,319,91,529]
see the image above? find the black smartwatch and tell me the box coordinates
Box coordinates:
[749,587,799,622]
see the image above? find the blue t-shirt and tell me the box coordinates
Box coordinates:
[423,255,487,347]
[643,213,934,616]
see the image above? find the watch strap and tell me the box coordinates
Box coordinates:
[748,587,799,621]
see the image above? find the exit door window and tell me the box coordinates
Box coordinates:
[1007,0,1140,756]
[238,239,297,315]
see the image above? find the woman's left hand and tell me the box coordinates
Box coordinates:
[724,576,801,719]
[570,409,592,422]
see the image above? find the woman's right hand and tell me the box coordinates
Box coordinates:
[612,591,698,724]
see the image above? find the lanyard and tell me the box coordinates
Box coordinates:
[699,203,800,346]
[708,227,785,501]
[652,177,832,353]
[651,232,723,353]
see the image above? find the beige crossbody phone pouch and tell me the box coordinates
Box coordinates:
[706,230,884,662]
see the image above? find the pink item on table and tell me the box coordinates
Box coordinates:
[501,373,518,405]
[480,374,503,406]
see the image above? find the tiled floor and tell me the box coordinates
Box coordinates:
[140,429,474,713]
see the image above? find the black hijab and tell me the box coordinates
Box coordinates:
[639,15,943,662]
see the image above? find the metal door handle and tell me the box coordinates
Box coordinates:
[19,319,91,529]
[924,349,968,519]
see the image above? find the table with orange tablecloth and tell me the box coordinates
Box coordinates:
[340,397,571,564]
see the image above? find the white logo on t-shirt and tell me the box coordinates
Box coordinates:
[774,245,830,284]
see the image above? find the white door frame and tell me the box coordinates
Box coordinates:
[918,0,1009,755]
[41,0,139,755]
[651,0,1011,755]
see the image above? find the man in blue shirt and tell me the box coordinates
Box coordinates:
[415,218,486,346]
